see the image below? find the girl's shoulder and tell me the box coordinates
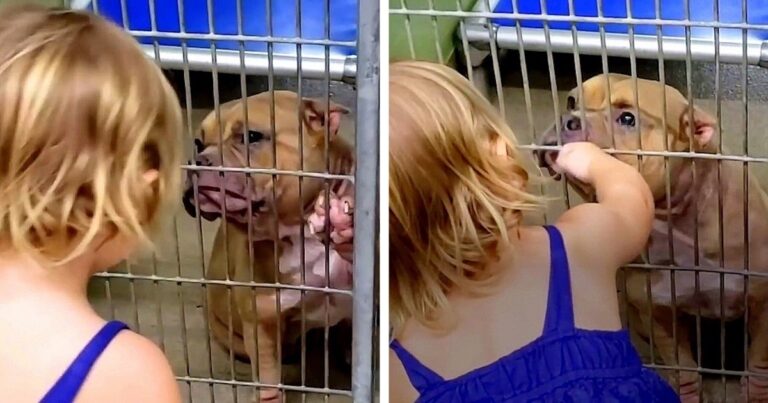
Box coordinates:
[75,329,181,403]
[552,205,639,276]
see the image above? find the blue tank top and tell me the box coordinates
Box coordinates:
[390,225,680,402]
[40,320,129,403]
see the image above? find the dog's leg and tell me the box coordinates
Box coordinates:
[245,319,281,403]
[238,289,283,403]
[628,274,700,402]
[745,290,768,402]
[208,304,249,361]
[650,309,700,403]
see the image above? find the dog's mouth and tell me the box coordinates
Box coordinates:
[536,148,562,180]
[535,142,597,201]
[183,185,267,223]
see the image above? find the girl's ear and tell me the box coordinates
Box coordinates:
[490,134,508,157]
[143,169,159,185]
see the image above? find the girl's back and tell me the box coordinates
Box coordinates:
[392,226,620,383]
[391,225,677,402]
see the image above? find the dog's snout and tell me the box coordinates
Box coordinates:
[565,116,581,132]
[195,154,214,167]
[194,138,205,154]
[252,199,266,212]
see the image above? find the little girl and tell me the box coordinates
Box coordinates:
[389,61,679,402]
[0,5,183,402]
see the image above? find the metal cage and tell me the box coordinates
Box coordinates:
[72,1,379,402]
[391,0,768,401]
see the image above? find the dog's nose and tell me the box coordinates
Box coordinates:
[565,116,581,132]
[195,154,213,167]
[194,138,205,154]
[252,199,266,212]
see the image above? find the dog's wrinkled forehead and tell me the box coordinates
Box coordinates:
[571,73,689,130]
[198,91,300,144]
[568,73,632,110]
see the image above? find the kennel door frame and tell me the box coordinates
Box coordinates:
[351,0,380,401]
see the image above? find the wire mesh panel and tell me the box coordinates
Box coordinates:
[391,0,768,401]
[71,0,378,402]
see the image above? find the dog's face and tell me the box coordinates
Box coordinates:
[182,90,349,240]
[537,73,718,200]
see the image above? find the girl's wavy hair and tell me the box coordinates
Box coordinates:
[0,4,183,265]
[390,61,544,334]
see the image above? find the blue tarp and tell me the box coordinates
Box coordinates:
[90,0,358,56]
[492,0,768,41]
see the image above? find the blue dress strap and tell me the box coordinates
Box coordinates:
[40,320,129,403]
[390,339,444,393]
[542,225,576,334]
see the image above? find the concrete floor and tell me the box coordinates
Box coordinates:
[86,75,365,403]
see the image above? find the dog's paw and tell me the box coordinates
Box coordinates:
[307,185,354,261]
[679,392,700,403]
[255,388,281,403]
[742,373,768,402]
[677,373,701,403]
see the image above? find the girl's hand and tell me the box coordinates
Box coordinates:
[553,142,610,184]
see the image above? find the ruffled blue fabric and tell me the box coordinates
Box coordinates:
[391,226,680,403]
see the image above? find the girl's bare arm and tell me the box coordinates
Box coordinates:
[553,142,654,272]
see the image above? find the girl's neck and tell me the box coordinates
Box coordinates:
[0,250,95,304]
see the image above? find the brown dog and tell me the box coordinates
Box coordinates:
[537,74,768,402]
[182,91,356,402]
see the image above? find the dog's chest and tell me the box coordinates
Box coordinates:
[645,219,747,318]
[277,227,353,327]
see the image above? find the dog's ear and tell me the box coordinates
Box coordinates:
[228,120,244,136]
[302,98,350,135]
[679,105,716,148]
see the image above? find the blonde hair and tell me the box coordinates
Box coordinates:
[390,61,543,333]
[0,4,183,265]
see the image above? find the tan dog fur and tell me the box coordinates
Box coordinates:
[184,91,355,402]
[538,74,768,402]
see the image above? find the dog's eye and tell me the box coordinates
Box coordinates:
[617,112,636,127]
[247,130,265,144]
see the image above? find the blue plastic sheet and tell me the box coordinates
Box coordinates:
[89,0,358,56]
[492,0,768,41]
